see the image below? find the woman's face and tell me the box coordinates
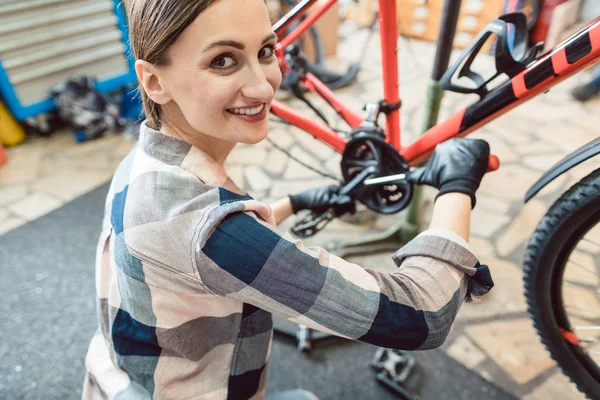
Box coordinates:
[157,0,282,145]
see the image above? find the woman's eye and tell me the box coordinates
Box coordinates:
[211,54,236,69]
[259,45,275,59]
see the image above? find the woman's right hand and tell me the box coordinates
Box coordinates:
[407,138,490,208]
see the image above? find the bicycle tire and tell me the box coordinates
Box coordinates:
[524,167,600,399]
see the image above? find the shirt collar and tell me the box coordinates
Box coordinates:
[139,121,233,189]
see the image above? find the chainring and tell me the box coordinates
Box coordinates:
[341,134,412,214]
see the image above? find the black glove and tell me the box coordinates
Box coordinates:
[289,185,356,216]
[407,138,490,208]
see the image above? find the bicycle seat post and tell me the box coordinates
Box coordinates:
[355,102,385,137]
[363,102,380,126]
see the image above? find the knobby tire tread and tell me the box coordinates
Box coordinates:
[523,168,600,399]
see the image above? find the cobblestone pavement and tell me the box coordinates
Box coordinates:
[1,31,599,399]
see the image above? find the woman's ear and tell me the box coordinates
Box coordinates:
[135,60,172,105]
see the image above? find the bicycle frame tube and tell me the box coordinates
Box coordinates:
[276,0,337,49]
[378,0,401,150]
[402,17,600,166]
[302,73,364,127]
[270,0,402,151]
[271,0,361,152]
[270,98,347,152]
[273,0,318,36]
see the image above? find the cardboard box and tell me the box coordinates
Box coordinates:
[544,0,583,51]
[397,0,505,49]
[347,0,504,50]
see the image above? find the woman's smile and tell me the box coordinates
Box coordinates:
[225,102,268,123]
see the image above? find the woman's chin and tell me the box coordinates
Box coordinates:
[241,127,269,145]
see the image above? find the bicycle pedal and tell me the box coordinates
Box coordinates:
[371,348,416,384]
[291,210,334,238]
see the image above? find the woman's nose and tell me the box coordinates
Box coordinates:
[241,65,275,102]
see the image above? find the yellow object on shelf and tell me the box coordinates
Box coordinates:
[0,101,26,147]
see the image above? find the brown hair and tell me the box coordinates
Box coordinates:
[125,0,214,129]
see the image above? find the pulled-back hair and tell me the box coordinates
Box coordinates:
[124,0,214,129]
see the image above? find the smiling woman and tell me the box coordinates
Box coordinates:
[129,0,281,164]
[81,1,493,399]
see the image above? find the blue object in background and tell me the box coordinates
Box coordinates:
[591,66,600,89]
[0,0,137,121]
[120,86,144,121]
[74,131,89,143]
[503,0,523,53]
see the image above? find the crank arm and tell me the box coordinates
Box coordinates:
[362,153,500,187]
[340,165,378,195]
[363,172,407,186]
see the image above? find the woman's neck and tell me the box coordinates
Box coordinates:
[159,118,235,166]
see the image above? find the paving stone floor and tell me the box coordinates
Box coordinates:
[1,31,599,399]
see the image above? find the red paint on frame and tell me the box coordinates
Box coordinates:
[270,100,347,153]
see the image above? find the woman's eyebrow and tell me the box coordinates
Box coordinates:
[202,33,278,53]
[262,32,278,44]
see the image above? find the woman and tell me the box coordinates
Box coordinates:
[82,0,494,399]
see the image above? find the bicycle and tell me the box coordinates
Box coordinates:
[271,0,598,231]
[269,0,600,397]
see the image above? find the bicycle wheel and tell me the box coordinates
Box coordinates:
[524,167,600,399]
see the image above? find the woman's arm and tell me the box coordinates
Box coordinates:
[270,197,294,226]
[196,139,492,350]
[429,192,471,241]
[197,195,489,351]
[271,189,473,232]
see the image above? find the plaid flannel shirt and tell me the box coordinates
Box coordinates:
[83,122,493,399]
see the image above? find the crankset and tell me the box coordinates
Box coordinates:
[341,134,413,215]
[290,134,412,238]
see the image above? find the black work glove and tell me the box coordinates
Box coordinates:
[289,185,356,216]
[407,138,490,208]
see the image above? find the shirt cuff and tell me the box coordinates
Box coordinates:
[392,228,494,302]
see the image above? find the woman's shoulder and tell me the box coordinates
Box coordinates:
[104,145,215,227]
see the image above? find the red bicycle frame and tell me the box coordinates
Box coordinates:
[272,0,399,153]
[271,0,600,168]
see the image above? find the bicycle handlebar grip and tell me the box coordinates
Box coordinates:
[487,155,500,172]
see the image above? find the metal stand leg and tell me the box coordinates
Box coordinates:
[272,316,335,354]
[406,0,462,228]
[296,324,313,353]
[404,80,445,230]
[325,215,418,258]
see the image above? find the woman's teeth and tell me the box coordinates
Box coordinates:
[228,104,264,116]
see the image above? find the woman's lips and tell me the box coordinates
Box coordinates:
[226,103,268,122]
